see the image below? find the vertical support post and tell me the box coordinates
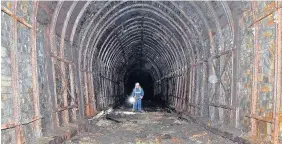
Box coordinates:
[181,73,185,111]
[51,59,59,127]
[208,31,215,121]
[76,66,84,120]
[180,73,183,110]
[60,58,69,125]
[58,1,78,124]
[71,44,83,120]
[90,72,96,112]
[201,62,208,117]
[69,64,76,121]
[184,68,189,112]
[189,66,195,115]
[232,12,243,128]
[91,73,97,112]
[177,74,181,110]
[166,78,169,102]
[273,2,282,143]
[10,2,22,143]
[175,74,179,110]
[183,69,187,111]
[31,1,41,135]
[50,43,59,128]
[195,65,200,116]
[105,68,109,106]
[84,71,90,116]
[59,44,69,126]
[181,73,186,111]
[49,1,62,127]
[44,24,59,128]
[231,47,238,127]
[250,1,258,137]
[173,77,176,108]
[87,72,94,115]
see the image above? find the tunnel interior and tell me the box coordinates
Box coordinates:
[1,1,282,144]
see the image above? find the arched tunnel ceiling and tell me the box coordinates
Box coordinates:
[2,1,281,143]
[40,1,241,81]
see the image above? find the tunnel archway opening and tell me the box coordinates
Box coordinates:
[0,1,281,144]
[124,69,154,101]
[123,68,167,112]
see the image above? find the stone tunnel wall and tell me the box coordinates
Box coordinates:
[153,2,282,143]
[153,1,282,143]
[1,1,282,144]
[1,1,41,143]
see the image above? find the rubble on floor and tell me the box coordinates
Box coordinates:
[65,102,234,144]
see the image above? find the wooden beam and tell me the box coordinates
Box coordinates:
[250,1,259,137]
[209,103,234,110]
[1,116,43,130]
[1,6,32,28]
[273,2,282,143]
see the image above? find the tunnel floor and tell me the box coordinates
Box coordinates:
[66,100,234,144]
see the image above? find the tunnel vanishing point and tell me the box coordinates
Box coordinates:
[1,1,282,144]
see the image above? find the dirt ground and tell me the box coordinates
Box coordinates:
[65,101,234,144]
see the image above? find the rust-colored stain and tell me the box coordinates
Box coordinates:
[267,16,275,26]
[263,2,275,13]
[257,122,268,139]
[258,108,263,114]
[6,2,12,9]
[263,113,273,122]
[156,137,161,144]
[256,112,279,141]
[258,74,263,82]
[85,105,98,118]
[2,95,7,101]
[263,31,272,37]
[242,117,249,126]
[245,70,252,76]
[261,86,271,93]
[135,137,162,144]
[244,84,250,88]
[254,112,282,124]
[247,135,265,144]
[269,41,276,69]
[190,132,207,138]
[170,137,182,144]
[90,108,96,116]
[19,126,24,144]
[85,105,90,117]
